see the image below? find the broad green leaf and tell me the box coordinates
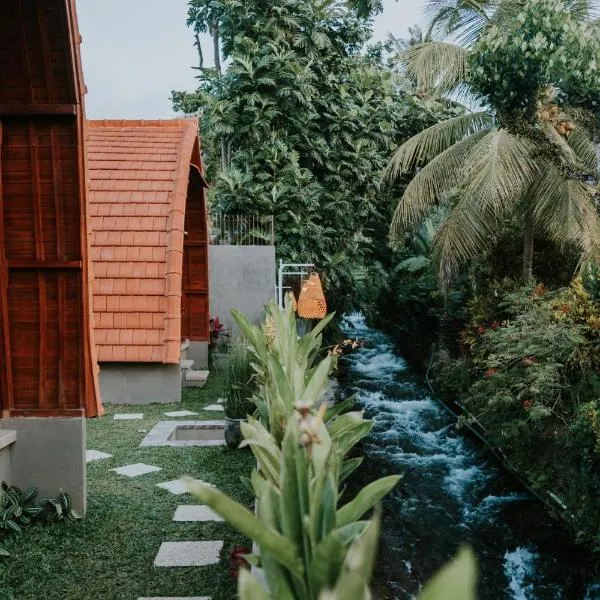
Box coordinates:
[304,354,333,407]
[325,511,381,600]
[185,478,304,579]
[336,475,401,527]
[281,422,309,553]
[417,547,477,600]
[238,568,272,600]
[340,457,363,482]
[325,395,357,422]
[309,521,370,592]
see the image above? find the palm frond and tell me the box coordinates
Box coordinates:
[425,0,491,46]
[403,42,470,96]
[532,166,600,260]
[383,112,494,185]
[389,130,489,239]
[461,128,537,214]
[567,126,599,175]
[433,128,538,283]
[433,187,502,285]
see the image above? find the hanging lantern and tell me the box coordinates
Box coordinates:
[297,272,327,319]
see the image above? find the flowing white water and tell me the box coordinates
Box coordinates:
[340,314,598,599]
[504,547,538,600]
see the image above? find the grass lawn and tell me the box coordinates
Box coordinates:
[0,374,254,600]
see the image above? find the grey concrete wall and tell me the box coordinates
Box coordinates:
[188,341,209,369]
[4,417,86,514]
[99,363,181,404]
[209,245,276,332]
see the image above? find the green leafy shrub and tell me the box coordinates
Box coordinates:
[0,484,79,556]
[221,340,257,419]
[436,279,600,546]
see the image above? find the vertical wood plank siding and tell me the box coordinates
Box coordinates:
[0,0,100,417]
[181,170,209,342]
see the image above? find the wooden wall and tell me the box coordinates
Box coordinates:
[0,0,100,417]
[181,169,209,342]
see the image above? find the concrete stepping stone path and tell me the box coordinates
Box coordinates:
[110,463,162,477]
[203,404,224,412]
[173,505,223,522]
[164,410,198,418]
[113,413,144,420]
[154,541,223,567]
[85,450,113,463]
[156,478,215,496]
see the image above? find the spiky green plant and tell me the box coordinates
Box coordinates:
[221,339,257,419]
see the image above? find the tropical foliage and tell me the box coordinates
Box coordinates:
[173,0,456,316]
[384,0,600,283]
[378,0,600,554]
[432,279,600,546]
[185,299,477,598]
[0,484,79,557]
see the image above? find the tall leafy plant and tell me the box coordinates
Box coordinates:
[187,299,478,598]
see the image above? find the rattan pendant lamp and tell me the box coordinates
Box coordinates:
[297,272,327,319]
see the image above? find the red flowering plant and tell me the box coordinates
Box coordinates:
[229,545,251,579]
[209,316,230,351]
[463,282,586,447]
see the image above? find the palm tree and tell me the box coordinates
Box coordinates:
[384,0,600,284]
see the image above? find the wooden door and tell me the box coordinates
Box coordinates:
[181,171,209,341]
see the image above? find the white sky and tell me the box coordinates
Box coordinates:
[77,0,425,119]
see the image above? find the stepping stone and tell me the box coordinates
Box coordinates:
[164,410,198,418]
[204,404,224,412]
[154,541,223,567]
[173,505,224,522]
[156,478,214,496]
[86,450,113,463]
[138,597,210,600]
[216,397,225,404]
[110,463,161,477]
[113,413,144,420]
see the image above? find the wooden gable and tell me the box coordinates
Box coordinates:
[0,0,101,417]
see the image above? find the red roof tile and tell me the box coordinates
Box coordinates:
[87,119,201,364]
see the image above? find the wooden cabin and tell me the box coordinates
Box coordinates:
[87,119,210,404]
[0,0,100,512]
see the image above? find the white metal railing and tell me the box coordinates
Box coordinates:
[209,214,275,246]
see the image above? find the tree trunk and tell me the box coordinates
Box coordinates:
[194,33,204,69]
[220,139,228,172]
[212,17,221,75]
[522,201,534,280]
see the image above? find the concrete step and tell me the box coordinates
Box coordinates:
[180,339,190,362]
[184,369,209,388]
[180,359,194,371]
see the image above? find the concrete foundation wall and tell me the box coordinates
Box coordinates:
[99,363,181,404]
[187,341,208,369]
[3,418,86,514]
[209,245,276,332]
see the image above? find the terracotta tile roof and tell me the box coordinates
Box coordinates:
[87,119,200,364]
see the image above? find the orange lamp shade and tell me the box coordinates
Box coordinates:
[297,272,327,319]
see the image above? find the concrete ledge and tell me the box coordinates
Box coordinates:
[3,417,86,514]
[140,420,225,447]
[0,429,16,450]
[0,429,16,484]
